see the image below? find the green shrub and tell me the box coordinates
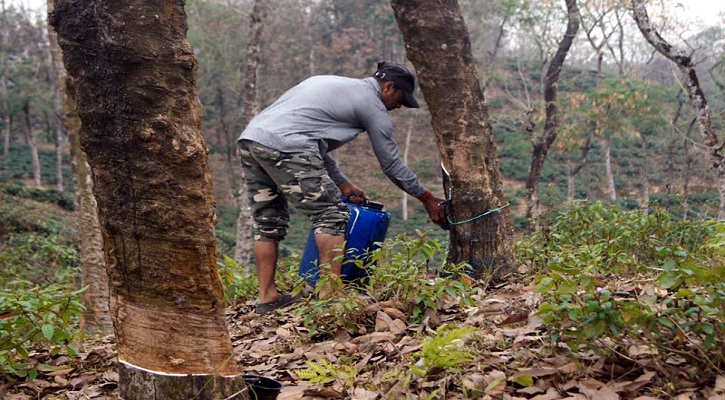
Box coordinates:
[294,232,473,337]
[0,281,84,382]
[519,201,710,275]
[519,202,724,378]
[0,144,73,191]
[410,324,476,376]
[1,183,75,211]
[217,255,258,305]
[0,233,81,287]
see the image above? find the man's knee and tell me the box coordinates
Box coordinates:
[311,204,349,236]
[254,226,286,243]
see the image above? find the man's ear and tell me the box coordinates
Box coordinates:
[381,81,396,92]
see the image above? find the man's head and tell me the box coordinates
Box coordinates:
[373,61,420,110]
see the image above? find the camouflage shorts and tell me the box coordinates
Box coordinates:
[238,140,349,242]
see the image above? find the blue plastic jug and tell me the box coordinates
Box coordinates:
[299,200,390,286]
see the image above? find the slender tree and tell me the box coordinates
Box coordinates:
[49,1,247,398]
[524,0,580,231]
[390,0,515,280]
[1,0,11,156]
[22,101,41,186]
[631,0,725,219]
[235,0,267,269]
[401,112,415,221]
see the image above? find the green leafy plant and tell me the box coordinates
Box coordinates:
[524,202,724,378]
[363,232,474,320]
[0,233,81,286]
[294,359,356,388]
[216,255,258,304]
[0,281,85,381]
[294,233,474,337]
[410,324,476,376]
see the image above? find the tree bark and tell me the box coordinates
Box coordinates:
[665,93,685,211]
[53,122,64,191]
[603,138,617,201]
[49,1,246,398]
[235,0,267,269]
[390,0,515,280]
[2,115,10,156]
[401,113,414,221]
[40,10,66,193]
[631,0,725,220]
[682,117,696,221]
[47,0,112,334]
[1,0,9,156]
[640,131,649,214]
[524,0,580,231]
[23,101,41,187]
[565,129,593,202]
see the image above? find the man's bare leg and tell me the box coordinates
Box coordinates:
[315,233,345,298]
[255,241,280,303]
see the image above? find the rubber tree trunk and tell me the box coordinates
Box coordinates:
[390,0,515,280]
[640,131,649,214]
[23,101,41,187]
[1,0,10,156]
[235,0,267,270]
[47,0,112,334]
[603,138,617,201]
[49,1,246,399]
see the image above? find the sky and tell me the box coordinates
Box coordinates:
[7,0,725,29]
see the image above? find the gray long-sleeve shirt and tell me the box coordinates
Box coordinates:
[238,75,427,198]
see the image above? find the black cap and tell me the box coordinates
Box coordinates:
[373,61,419,108]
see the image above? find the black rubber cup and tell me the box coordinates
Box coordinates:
[242,374,283,400]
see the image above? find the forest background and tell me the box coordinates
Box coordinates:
[0,0,724,398]
[1,0,723,249]
[2,0,724,251]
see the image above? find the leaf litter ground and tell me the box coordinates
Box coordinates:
[2,276,724,400]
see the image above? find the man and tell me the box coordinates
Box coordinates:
[238,61,446,314]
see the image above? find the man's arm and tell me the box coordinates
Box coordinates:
[321,149,367,205]
[361,109,427,197]
[360,108,447,228]
[321,150,348,186]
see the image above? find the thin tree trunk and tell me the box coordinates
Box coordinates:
[524,0,580,231]
[216,86,238,205]
[632,0,725,220]
[235,0,267,269]
[50,1,246,398]
[2,116,9,155]
[565,129,593,202]
[401,113,414,221]
[665,94,685,211]
[566,164,575,201]
[682,118,696,221]
[640,132,649,214]
[390,0,515,280]
[1,0,9,156]
[301,0,315,76]
[482,12,510,91]
[603,138,616,201]
[54,126,63,191]
[24,102,41,187]
[72,105,112,334]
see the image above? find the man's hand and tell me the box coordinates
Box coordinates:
[338,181,367,205]
[422,194,448,229]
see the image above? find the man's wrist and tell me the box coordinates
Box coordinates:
[417,190,432,202]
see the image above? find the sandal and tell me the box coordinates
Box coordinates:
[255,292,300,315]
